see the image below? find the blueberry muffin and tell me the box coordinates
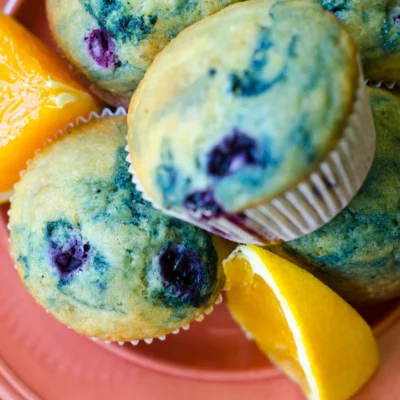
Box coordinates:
[9,116,225,342]
[269,87,400,304]
[46,0,241,106]
[128,0,375,245]
[310,0,400,82]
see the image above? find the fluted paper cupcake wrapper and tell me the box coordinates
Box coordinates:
[366,80,398,90]
[7,107,223,344]
[128,68,376,245]
[92,293,223,346]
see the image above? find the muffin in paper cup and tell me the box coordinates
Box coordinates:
[268,86,400,304]
[8,109,226,344]
[126,0,376,246]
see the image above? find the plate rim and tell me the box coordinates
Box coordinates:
[91,297,400,382]
[1,0,24,15]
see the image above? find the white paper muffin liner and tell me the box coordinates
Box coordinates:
[94,293,223,347]
[366,80,398,90]
[7,107,223,345]
[128,68,376,245]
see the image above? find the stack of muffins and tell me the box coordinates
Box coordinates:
[6,0,400,346]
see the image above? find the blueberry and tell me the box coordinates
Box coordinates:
[50,238,91,277]
[158,247,204,307]
[207,131,259,178]
[84,29,121,68]
[184,190,223,219]
[392,8,400,27]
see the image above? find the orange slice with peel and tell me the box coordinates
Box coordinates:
[0,13,101,202]
[224,245,379,400]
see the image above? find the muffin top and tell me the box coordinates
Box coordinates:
[271,87,400,303]
[9,116,224,341]
[46,0,241,100]
[311,0,400,81]
[128,0,359,216]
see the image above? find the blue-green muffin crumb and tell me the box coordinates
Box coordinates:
[269,87,400,304]
[80,0,158,44]
[47,0,242,101]
[10,116,224,340]
[308,0,400,81]
[229,27,294,97]
[320,0,349,14]
[81,146,147,226]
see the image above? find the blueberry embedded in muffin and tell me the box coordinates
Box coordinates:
[47,220,92,278]
[84,28,121,69]
[206,130,263,178]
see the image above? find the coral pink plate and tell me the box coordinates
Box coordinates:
[2,2,400,399]
[0,0,23,15]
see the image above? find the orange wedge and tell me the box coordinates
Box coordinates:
[224,245,379,400]
[0,13,101,202]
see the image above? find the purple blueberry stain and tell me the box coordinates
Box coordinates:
[183,189,272,242]
[184,189,223,220]
[46,221,91,278]
[207,130,260,178]
[209,226,234,240]
[158,246,204,307]
[50,239,91,277]
[322,176,337,191]
[309,176,338,201]
[84,29,121,69]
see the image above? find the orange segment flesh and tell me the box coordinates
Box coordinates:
[227,257,309,391]
[225,253,309,393]
[224,245,380,400]
[0,13,101,199]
